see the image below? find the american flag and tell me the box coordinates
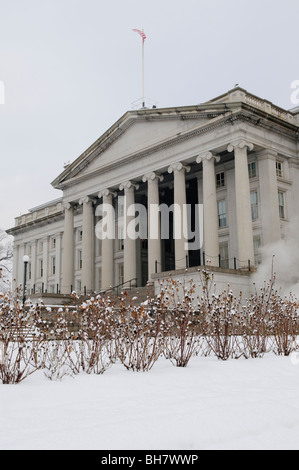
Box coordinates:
[132,28,146,43]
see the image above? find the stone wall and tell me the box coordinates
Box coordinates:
[152,266,253,303]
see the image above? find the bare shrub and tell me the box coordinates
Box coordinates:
[270,294,299,356]
[42,340,73,381]
[202,289,241,361]
[48,297,115,376]
[240,280,274,358]
[1,263,299,385]
[113,293,167,372]
[158,277,202,367]
[0,295,45,384]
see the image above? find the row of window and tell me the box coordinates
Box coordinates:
[215,160,284,190]
[25,237,58,257]
[25,231,85,257]
[28,257,57,280]
[216,163,257,189]
[217,190,286,228]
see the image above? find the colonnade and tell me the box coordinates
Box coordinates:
[61,139,264,294]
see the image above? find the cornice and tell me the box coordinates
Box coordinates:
[7,211,64,235]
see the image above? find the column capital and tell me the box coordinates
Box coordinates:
[119,181,139,191]
[196,151,220,164]
[79,196,96,205]
[227,140,254,153]
[63,202,73,211]
[168,162,191,174]
[142,172,164,183]
[98,188,117,199]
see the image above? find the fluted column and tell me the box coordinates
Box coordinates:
[142,172,163,281]
[168,162,190,270]
[62,203,74,294]
[227,140,255,268]
[119,181,139,287]
[98,189,115,290]
[79,197,94,294]
[196,152,220,265]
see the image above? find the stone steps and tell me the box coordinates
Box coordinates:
[100,284,155,305]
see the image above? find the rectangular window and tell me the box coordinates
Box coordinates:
[39,260,43,278]
[28,263,32,281]
[276,161,283,178]
[278,191,285,219]
[51,238,56,249]
[248,162,257,178]
[98,239,102,257]
[219,243,229,269]
[216,171,225,188]
[118,198,124,218]
[118,226,124,251]
[217,200,227,227]
[78,250,82,269]
[253,237,262,266]
[78,230,83,242]
[250,191,259,221]
[98,269,102,291]
[118,263,124,286]
[51,257,56,275]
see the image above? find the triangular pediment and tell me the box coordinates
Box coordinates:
[51,103,231,189]
[51,87,299,190]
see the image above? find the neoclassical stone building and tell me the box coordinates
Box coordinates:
[8,87,299,297]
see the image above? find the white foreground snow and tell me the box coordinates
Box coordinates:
[1,354,299,450]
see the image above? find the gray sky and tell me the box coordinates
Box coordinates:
[1,0,298,230]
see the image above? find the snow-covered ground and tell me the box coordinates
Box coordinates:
[1,354,299,450]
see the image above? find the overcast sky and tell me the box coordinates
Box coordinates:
[0,0,298,230]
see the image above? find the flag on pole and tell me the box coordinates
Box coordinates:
[132,28,146,43]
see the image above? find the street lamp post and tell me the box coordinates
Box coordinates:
[23,255,30,305]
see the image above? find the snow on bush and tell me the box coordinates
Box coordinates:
[1,270,299,384]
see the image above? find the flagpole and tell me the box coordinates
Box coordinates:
[133,28,147,108]
[142,33,145,108]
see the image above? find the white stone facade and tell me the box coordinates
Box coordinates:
[8,87,299,296]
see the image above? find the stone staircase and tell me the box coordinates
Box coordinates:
[100,284,155,305]
[27,283,155,308]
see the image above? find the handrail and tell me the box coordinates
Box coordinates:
[98,278,138,296]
